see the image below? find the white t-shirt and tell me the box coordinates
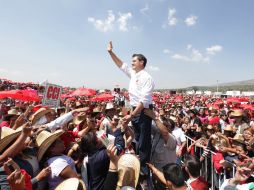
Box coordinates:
[172,127,186,152]
[47,155,76,190]
[101,117,111,131]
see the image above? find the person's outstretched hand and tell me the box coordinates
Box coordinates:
[107,41,113,52]
[3,158,26,190]
[232,167,252,184]
[144,109,156,120]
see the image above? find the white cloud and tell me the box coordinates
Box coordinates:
[88,10,134,32]
[88,10,115,32]
[185,15,198,26]
[163,49,172,54]
[191,49,210,63]
[169,9,176,18]
[168,8,178,26]
[187,44,192,50]
[171,47,210,63]
[117,12,132,32]
[140,4,149,16]
[206,45,223,55]
[171,44,222,63]
[171,54,190,62]
[148,66,160,71]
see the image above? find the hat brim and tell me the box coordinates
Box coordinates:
[55,178,86,190]
[37,130,64,161]
[31,109,53,125]
[73,119,85,125]
[117,154,140,187]
[0,129,22,153]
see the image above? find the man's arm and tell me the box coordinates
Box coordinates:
[0,123,32,162]
[147,163,166,185]
[132,102,144,117]
[107,41,123,68]
[144,109,171,143]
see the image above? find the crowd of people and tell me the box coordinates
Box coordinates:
[0,77,254,190]
[0,42,254,190]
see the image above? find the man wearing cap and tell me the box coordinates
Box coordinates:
[108,41,155,186]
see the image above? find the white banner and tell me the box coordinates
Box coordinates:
[42,83,62,108]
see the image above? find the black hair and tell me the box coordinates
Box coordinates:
[79,132,98,155]
[184,155,201,178]
[237,142,247,152]
[132,54,147,68]
[161,117,175,131]
[2,115,12,122]
[162,163,185,187]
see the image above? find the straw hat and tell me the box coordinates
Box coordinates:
[93,107,102,113]
[220,138,230,148]
[229,110,243,117]
[207,125,214,130]
[6,108,21,116]
[106,103,114,110]
[121,187,135,190]
[0,127,22,153]
[55,178,86,190]
[119,112,124,117]
[36,129,65,161]
[159,110,165,116]
[73,112,87,125]
[75,101,82,107]
[169,116,177,123]
[30,108,53,125]
[232,134,245,144]
[117,154,140,188]
[224,125,233,132]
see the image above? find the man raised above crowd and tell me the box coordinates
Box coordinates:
[107,41,155,188]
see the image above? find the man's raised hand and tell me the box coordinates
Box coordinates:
[107,41,113,52]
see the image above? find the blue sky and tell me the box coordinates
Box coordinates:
[0,0,253,89]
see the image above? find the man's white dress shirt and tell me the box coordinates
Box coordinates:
[120,63,154,108]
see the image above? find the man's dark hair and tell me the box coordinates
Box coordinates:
[132,54,147,67]
[162,163,185,187]
[161,117,175,131]
[79,132,98,155]
[184,155,201,178]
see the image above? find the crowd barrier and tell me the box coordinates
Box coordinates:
[184,135,237,190]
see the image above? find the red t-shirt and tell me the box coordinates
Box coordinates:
[190,176,209,190]
[0,121,10,128]
[60,131,79,148]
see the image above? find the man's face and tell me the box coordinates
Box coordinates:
[131,56,144,72]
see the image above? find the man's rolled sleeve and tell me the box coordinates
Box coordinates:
[46,112,73,131]
[120,63,132,78]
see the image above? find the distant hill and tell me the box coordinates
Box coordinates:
[219,79,254,86]
[159,79,254,92]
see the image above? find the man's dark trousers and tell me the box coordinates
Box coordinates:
[131,107,152,179]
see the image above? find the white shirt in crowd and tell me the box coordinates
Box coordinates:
[120,63,154,108]
[101,117,111,131]
[46,112,73,131]
[47,155,77,190]
[172,126,186,152]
